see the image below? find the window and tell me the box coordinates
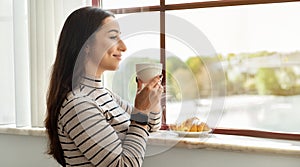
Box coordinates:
[101,0,300,140]
[2,0,298,141]
[166,2,300,134]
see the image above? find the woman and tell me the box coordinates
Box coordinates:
[45,7,163,167]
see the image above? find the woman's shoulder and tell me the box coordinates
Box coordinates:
[61,90,96,110]
[104,88,120,99]
[59,90,103,121]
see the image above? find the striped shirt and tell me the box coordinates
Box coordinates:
[58,76,161,167]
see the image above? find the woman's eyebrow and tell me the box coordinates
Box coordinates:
[107,29,119,33]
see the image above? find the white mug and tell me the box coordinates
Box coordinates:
[136,63,163,83]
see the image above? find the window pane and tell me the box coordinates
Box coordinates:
[104,12,160,103]
[0,0,15,125]
[102,0,159,9]
[166,2,300,133]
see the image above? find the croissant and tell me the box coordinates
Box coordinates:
[170,117,210,132]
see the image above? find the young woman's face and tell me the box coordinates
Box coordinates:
[85,16,127,77]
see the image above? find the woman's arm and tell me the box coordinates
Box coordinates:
[59,96,148,167]
[106,89,162,132]
[105,88,133,114]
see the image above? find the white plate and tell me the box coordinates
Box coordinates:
[172,129,212,137]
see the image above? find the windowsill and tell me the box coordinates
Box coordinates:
[1,125,300,157]
[147,131,300,157]
[0,125,46,137]
[148,131,300,156]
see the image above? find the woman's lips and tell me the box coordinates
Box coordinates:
[113,54,122,60]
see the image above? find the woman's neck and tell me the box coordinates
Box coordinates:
[84,72,102,79]
[85,59,104,78]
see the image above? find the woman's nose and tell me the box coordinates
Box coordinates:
[118,39,127,52]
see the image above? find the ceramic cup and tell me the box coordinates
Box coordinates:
[136,63,163,83]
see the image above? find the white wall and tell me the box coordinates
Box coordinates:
[0,134,299,167]
[0,134,59,167]
[143,145,300,167]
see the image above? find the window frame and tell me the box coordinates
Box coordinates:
[95,0,300,141]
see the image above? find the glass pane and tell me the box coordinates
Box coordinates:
[104,12,160,103]
[0,21,15,125]
[102,0,159,9]
[166,2,300,133]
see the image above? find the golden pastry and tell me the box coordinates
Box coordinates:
[170,117,210,132]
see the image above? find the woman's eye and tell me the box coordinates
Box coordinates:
[109,36,118,40]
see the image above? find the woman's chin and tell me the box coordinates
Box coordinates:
[108,65,119,71]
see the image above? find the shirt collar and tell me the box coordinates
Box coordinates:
[80,75,103,88]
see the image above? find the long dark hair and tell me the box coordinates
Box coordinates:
[45,7,113,166]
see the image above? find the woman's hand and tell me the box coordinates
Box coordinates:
[134,75,163,114]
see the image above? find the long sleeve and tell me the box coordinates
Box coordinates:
[105,88,133,115]
[148,111,161,132]
[107,89,162,132]
[58,96,148,167]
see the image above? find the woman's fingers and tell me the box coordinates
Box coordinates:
[147,76,161,88]
[158,84,164,93]
[136,77,143,93]
[134,75,163,112]
[136,75,160,93]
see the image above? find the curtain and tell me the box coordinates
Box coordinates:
[0,0,16,125]
[29,0,91,127]
[13,0,31,127]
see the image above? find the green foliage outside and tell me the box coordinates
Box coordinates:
[166,51,300,101]
[255,68,281,95]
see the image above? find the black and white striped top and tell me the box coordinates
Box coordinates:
[57,76,161,167]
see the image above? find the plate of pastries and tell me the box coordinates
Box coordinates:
[169,117,212,137]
